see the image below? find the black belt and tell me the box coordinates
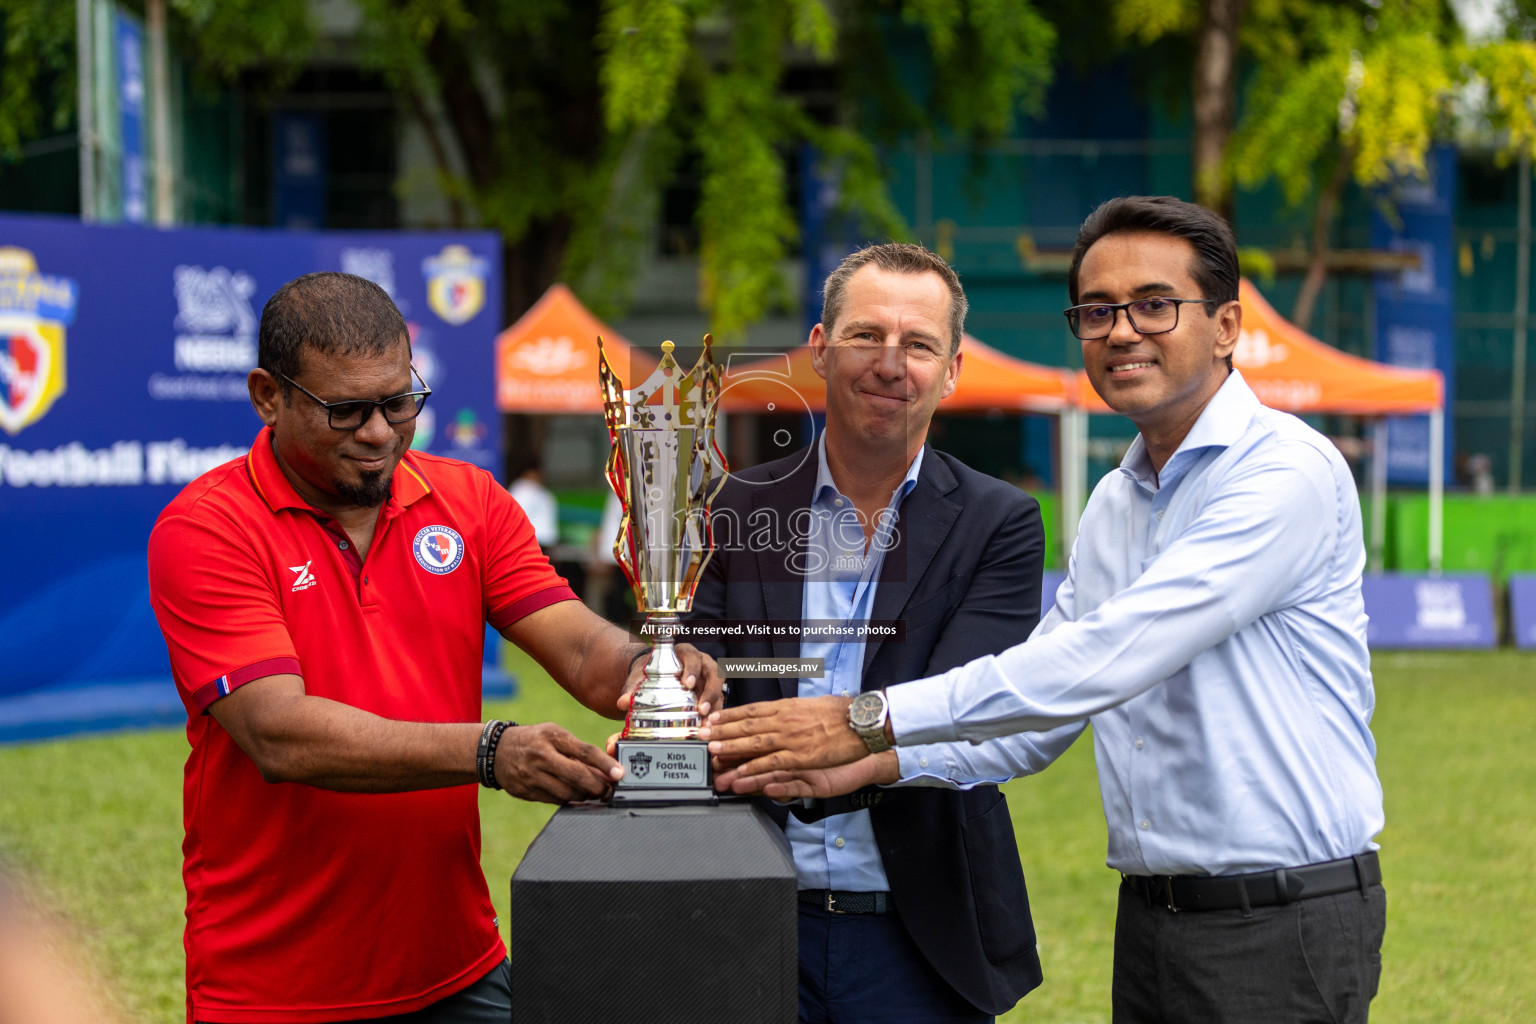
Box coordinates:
[1122,851,1382,913]
[798,890,890,914]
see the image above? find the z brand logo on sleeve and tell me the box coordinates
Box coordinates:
[289,561,317,592]
[413,525,464,575]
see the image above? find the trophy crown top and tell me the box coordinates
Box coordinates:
[661,340,675,354]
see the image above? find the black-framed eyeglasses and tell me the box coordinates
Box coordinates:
[1063,297,1213,341]
[279,367,432,430]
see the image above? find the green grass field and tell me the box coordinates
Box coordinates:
[1,650,1532,1023]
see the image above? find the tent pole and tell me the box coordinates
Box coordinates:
[1077,408,1089,549]
[1428,407,1444,575]
[1055,410,1070,564]
[1061,405,1086,560]
[1370,418,1388,574]
[1056,408,1076,564]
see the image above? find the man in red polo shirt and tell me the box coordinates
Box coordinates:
[148,272,716,1024]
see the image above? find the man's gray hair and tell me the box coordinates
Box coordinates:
[820,242,967,353]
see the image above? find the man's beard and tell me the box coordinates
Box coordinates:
[333,467,394,507]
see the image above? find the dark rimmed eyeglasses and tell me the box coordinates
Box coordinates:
[279,367,432,430]
[1063,297,1213,341]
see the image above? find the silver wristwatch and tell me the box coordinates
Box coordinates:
[847,690,892,754]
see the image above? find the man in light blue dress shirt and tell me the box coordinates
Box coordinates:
[707,198,1387,1023]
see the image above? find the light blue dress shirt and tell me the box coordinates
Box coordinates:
[789,437,1076,892]
[888,371,1385,877]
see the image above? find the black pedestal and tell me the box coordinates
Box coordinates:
[509,801,797,1024]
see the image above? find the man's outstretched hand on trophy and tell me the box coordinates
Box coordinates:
[711,750,900,800]
[699,696,886,798]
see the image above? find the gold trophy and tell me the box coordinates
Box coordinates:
[599,336,726,800]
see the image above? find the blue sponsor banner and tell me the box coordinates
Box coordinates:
[116,11,147,223]
[1509,575,1536,650]
[0,214,501,736]
[1371,145,1457,485]
[1361,573,1495,649]
[1024,571,1499,650]
[799,145,860,338]
[273,112,327,231]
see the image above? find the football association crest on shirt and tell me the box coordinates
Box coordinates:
[413,525,465,575]
[0,246,77,436]
[422,245,488,325]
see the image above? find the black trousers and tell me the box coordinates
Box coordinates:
[797,903,992,1024]
[1112,880,1386,1024]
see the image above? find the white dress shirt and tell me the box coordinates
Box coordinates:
[507,477,558,547]
[887,371,1385,876]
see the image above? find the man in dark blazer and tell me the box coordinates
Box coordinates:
[687,243,1080,1023]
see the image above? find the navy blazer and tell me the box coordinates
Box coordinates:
[687,444,1046,1015]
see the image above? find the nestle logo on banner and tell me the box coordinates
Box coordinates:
[169,265,256,374]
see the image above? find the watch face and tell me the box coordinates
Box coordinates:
[849,692,884,729]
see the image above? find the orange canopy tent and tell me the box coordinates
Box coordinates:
[1066,278,1446,568]
[495,284,657,413]
[716,334,1074,413]
[497,284,1074,416]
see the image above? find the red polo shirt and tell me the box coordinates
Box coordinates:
[148,427,576,1024]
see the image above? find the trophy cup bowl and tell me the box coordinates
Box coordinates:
[599,336,726,797]
[509,339,797,1024]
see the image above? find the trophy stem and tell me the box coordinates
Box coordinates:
[623,616,701,740]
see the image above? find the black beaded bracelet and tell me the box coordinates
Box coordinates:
[627,647,651,674]
[477,719,513,789]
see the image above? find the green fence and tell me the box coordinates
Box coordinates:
[1385,495,1536,579]
[554,488,1534,580]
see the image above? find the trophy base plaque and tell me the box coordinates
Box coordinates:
[611,739,713,804]
[510,801,797,1023]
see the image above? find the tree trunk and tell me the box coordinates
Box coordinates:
[1192,0,1245,219]
[424,32,498,193]
[503,219,575,320]
[418,13,604,324]
[403,87,465,230]
[1292,146,1354,332]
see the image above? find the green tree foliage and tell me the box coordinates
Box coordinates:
[165,0,312,81]
[0,0,1056,334]
[0,0,77,155]
[0,0,310,173]
[1090,0,1536,326]
[1228,0,1536,201]
[1227,0,1536,326]
[392,0,1060,332]
[1109,0,1199,46]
